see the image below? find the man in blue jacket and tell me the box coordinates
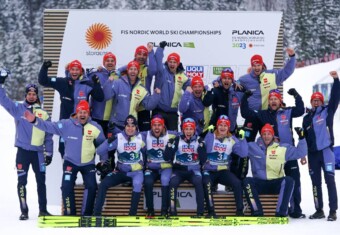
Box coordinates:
[179,75,211,137]
[39,60,104,158]
[303,71,339,221]
[154,42,191,131]
[0,70,53,220]
[117,43,157,131]
[103,61,160,135]
[235,48,296,179]
[24,100,107,216]
[241,88,306,218]
[243,123,307,217]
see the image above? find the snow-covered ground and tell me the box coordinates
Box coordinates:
[0,59,340,234]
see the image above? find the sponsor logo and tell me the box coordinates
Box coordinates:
[182,145,195,153]
[150,42,195,48]
[79,91,85,97]
[152,140,164,148]
[85,23,112,50]
[88,130,92,135]
[124,143,137,151]
[213,143,227,152]
[212,66,231,75]
[17,164,22,170]
[186,66,204,78]
[232,30,264,35]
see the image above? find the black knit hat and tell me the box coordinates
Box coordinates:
[124,115,138,126]
[25,84,38,95]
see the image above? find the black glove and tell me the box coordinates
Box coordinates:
[43,60,52,68]
[167,138,176,147]
[107,134,117,144]
[45,155,52,166]
[294,127,304,139]
[0,68,9,84]
[244,90,253,97]
[96,160,113,177]
[159,41,167,49]
[91,74,99,84]
[107,122,115,131]
[287,88,298,97]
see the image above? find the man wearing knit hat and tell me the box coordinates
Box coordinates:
[303,71,339,221]
[38,59,104,158]
[234,48,296,180]
[203,67,243,133]
[179,75,211,137]
[202,115,248,216]
[140,115,177,216]
[103,60,160,136]
[242,123,307,217]
[164,117,206,216]
[24,100,107,216]
[153,41,191,131]
[87,52,119,136]
[0,75,53,220]
[117,43,157,132]
[94,114,146,216]
[241,87,306,218]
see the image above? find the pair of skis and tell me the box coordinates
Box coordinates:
[38,215,288,227]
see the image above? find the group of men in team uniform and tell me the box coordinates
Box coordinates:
[0,41,338,222]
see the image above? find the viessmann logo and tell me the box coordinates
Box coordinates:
[85,23,112,50]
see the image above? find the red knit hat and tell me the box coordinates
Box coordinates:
[127,61,140,71]
[261,123,274,136]
[268,89,282,102]
[250,54,264,66]
[151,115,165,127]
[216,115,231,128]
[135,46,148,56]
[167,53,180,63]
[191,76,204,87]
[220,68,234,80]
[103,52,116,64]
[310,92,324,104]
[68,60,82,72]
[182,118,196,130]
[76,100,90,114]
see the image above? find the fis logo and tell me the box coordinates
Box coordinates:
[213,143,227,152]
[124,143,137,151]
[152,140,164,148]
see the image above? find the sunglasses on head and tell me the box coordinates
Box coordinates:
[269,89,280,94]
[218,115,229,120]
[183,118,195,123]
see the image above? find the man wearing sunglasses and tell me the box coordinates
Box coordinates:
[241,87,306,219]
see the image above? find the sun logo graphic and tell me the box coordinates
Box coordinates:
[85,23,112,50]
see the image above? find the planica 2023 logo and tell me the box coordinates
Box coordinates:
[85,23,112,50]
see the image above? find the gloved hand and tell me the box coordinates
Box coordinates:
[95,160,113,177]
[92,74,100,84]
[43,60,52,68]
[0,68,9,84]
[45,155,52,166]
[167,138,176,148]
[198,137,205,146]
[244,90,253,97]
[287,88,298,97]
[159,41,167,49]
[207,125,215,133]
[107,134,117,144]
[235,127,245,140]
[294,127,304,139]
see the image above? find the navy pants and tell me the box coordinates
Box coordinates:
[243,176,294,216]
[61,160,97,216]
[144,168,172,213]
[308,148,338,211]
[284,159,302,214]
[169,169,204,215]
[94,170,144,215]
[16,147,47,213]
[202,170,244,213]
